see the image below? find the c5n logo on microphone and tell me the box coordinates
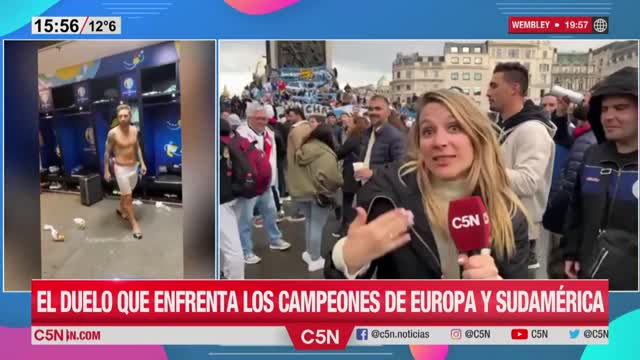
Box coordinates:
[451,212,489,229]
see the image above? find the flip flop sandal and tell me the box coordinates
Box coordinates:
[116,209,128,220]
[133,232,143,239]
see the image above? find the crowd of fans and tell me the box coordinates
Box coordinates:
[219,63,638,291]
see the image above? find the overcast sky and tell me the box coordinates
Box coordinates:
[220,40,620,96]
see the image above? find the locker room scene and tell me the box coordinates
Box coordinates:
[37,41,185,279]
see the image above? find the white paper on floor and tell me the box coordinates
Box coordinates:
[43,224,64,241]
[155,201,172,211]
[73,218,86,229]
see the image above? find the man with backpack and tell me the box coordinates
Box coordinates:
[233,102,291,264]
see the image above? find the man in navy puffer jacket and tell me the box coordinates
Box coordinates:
[544,104,597,278]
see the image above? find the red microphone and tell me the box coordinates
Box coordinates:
[447,196,491,256]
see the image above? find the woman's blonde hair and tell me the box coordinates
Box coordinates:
[400,89,529,259]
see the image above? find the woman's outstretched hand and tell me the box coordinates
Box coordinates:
[342,207,414,274]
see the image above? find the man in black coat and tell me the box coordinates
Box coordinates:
[354,95,406,183]
[563,67,638,290]
[544,104,596,279]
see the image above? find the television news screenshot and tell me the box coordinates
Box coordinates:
[2,1,639,360]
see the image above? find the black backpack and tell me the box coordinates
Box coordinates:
[220,141,235,204]
[220,135,261,199]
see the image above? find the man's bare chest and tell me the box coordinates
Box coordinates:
[114,131,137,149]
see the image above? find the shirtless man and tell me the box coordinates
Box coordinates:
[104,104,147,239]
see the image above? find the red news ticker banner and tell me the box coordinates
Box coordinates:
[509,16,594,34]
[32,280,608,327]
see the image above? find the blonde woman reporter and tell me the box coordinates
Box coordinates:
[325,90,530,279]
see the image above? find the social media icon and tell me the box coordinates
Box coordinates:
[511,329,528,340]
[356,328,368,340]
[569,329,580,339]
[450,328,462,340]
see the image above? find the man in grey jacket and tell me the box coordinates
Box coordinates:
[487,62,556,272]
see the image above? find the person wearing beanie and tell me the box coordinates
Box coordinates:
[563,67,638,290]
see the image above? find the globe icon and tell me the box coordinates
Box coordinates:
[124,78,134,89]
[594,18,607,33]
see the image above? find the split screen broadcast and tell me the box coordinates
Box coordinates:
[3,39,638,290]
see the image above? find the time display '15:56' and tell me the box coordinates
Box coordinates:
[31,17,121,34]
[34,18,80,33]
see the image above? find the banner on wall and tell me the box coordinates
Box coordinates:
[38,42,179,89]
[39,88,54,113]
[73,82,91,107]
[120,71,139,99]
[95,41,178,78]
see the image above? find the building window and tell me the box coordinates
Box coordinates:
[525,49,532,59]
[463,57,471,64]
[508,49,520,58]
[473,87,482,96]
[396,85,401,91]
[474,73,482,80]
[451,46,458,53]
[451,72,459,80]
[496,48,503,58]
[396,71,401,79]
[406,85,411,90]
[463,47,470,53]
[406,70,412,79]
[433,70,439,78]
[451,56,459,64]
[541,74,546,83]
[463,72,470,80]
[474,57,482,64]
[474,47,481,53]
[543,50,548,59]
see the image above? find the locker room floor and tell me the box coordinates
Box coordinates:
[244,200,550,280]
[40,192,183,279]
